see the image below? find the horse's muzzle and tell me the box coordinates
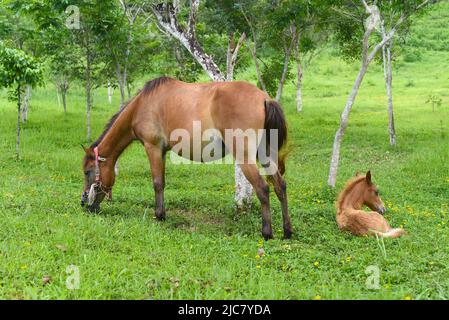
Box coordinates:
[376,206,386,215]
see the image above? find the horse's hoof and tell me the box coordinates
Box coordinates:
[283,230,293,240]
[262,230,274,241]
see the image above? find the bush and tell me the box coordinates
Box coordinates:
[403,49,423,63]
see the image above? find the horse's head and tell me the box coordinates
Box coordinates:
[81,145,113,212]
[360,171,386,215]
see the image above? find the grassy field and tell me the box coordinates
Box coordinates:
[1,4,448,299]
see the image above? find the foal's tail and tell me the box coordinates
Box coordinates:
[263,100,288,175]
[376,228,406,239]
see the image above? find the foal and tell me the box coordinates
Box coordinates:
[336,171,405,238]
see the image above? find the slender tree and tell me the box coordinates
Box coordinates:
[0,43,43,159]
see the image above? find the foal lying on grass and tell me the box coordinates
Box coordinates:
[336,171,405,238]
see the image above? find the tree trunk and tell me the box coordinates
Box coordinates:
[86,53,92,143]
[21,85,30,122]
[296,35,304,112]
[382,41,396,146]
[62,87,67,114]
[108,81,113,104]
[246,38,267,93]
[16,84,22,159]
[328,63,369,187]
[240,8,267,93]
[275,29,297,102]
[235,164,254,210]
[116,62,126,110]
[296,64,303,112]
[226,32,246,82]
[226,32,235,81]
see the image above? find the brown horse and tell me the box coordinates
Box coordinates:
[336,171,405,238]
[81,77,292,240]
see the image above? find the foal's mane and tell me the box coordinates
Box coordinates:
[90,76,174,149]
[336,176,367,211]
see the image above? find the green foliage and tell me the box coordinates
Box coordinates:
[0,42,43,96]
[403,48,423,62]
[261,57,293,97]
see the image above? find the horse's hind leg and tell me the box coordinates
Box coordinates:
[238,163,273,240]
[268,171,293,239]
[144,143,166,221]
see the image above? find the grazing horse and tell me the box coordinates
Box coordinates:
[81,77,292,240]
[336,171,405,238]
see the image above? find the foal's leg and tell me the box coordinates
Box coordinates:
[239,163,273,240]
[268,171,293,239]
[144,143,166,221]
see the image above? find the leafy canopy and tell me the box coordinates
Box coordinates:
[0,41,43,96]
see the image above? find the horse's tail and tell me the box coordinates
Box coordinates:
[263,100,288,175]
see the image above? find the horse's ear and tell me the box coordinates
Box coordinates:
[355,171,361,177]
[366,170,372,185]
[81,144,87,153]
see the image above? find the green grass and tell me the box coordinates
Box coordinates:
[1,5,449,299]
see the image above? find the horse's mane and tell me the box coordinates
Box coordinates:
[90,76,174,148]
[142,76,174,96]
[336,175,367,212]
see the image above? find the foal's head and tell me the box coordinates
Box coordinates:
[81,146,114,212]
[358,171,386,215]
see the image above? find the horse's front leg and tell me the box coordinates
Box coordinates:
[144,143,166,221]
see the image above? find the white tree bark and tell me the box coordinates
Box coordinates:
[108,81,113,104]
[151,0,253,207]
[21,85,30,122]
[226,32,246,81]
[382,31,396,146]
[151,1,224,82]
